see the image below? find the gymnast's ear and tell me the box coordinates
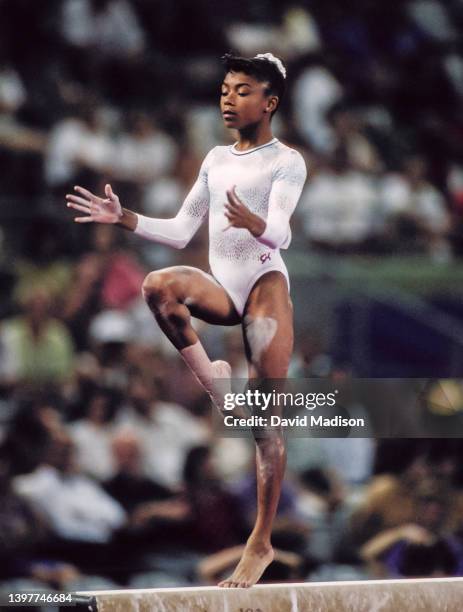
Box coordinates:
[265,95,278,114]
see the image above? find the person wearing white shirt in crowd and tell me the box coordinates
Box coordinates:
[114,112,177,185]
[14,431,126,544]
[61,0,145,58]
[114,373,209,488]
[379,156,451,260]
[293,63,343,155]
[45,105,113,191]
[68,387,118,482]
[300,147,377,251]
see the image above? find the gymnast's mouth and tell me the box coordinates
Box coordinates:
[223,111,237,118]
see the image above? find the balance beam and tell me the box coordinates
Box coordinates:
[80,576,463,611]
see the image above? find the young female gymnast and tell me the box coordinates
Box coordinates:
[66,52,307,588]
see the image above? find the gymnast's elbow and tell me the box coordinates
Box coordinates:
[169,239,187,250]
[173,234,195,250]
[259,237,279,249]
[257,230,288,250]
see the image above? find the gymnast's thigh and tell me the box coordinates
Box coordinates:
[144,265,241,326]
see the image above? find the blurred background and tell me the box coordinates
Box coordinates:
[1,0,463,603]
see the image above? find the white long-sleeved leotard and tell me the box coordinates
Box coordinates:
[135,137,307,315]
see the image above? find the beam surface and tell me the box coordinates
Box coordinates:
[80,577,463,612]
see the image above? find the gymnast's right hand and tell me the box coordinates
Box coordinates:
[66,183,123,224]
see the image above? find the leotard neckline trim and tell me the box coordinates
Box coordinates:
[230,137,279,155]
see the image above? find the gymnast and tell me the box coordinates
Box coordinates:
[66,52,307,587]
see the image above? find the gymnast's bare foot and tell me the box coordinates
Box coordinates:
[218,538,274,588]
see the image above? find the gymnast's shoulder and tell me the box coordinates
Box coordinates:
[273,140,307,181]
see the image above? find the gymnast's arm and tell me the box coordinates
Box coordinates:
[257,149,307,249]
[65,155,211,250]
[223,149,307,249]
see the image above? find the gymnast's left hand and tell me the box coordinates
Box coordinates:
[224,186,266,237]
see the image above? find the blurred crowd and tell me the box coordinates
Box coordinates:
[2,0,463,597]
[2,382,463,591]
[2,0,463,261]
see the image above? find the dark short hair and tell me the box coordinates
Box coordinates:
[222,53,286,115]
[399,540,457,577]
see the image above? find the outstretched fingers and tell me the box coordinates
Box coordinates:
[66,194,91,207]
[74,216,95,223]
[224,186,241,228]
[105,183,116,200]
[226,186,241,208]
[74,185,98,201]
[65,194,93,222]
[66,194,92,215]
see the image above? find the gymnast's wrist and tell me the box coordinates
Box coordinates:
[116,208,138,231]
[249,214,266,238]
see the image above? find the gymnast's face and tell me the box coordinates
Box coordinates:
[220,71,277,130]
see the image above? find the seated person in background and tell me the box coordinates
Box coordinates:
[68,384,121,481]
[360,480,463,578]
[299,146,377,253]
[4,391,64,476]
[114,373,210,488]
[183,446,248,553]
[62,224,146,351]
[0,287,74,387]
[379,155,451,260]
[102,430,189,577]
[350,442,463,549]
[395,540,460,578]
[103,429,175,514]
[0,444,80,589]
[295,467,350,565]
[13,431,128,578]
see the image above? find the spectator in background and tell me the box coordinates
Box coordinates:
[63,223,146,350]
[115,372,210,488]
[0,445,81,589]
[140,144,211,272]
[13,431,126,545]
[45,103,113,195]
[87,312,135,391]
[68,385,120,481]
[379,155,451,260]
[0,287,74,387]
[232,458,306,544]
[350,442,463,550]
[12,218,73,315]
[114,111,177,186]
[329,107,383,174]
[104,429,174,513]
[60,0,149,105]
[360,480,463,577]
[183,446,247,553]
[292,59,343,155]
[12,430,135,581]
[3,391,64,476]
[0,62,26,114]
[61,0,145,60]
[395,539,460,578]
[226,5,321,60]
[0,59,46,198]
[103,429,189,557]
[447,162,463,255]
[300,146,378,252]
[295,468,353,565]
